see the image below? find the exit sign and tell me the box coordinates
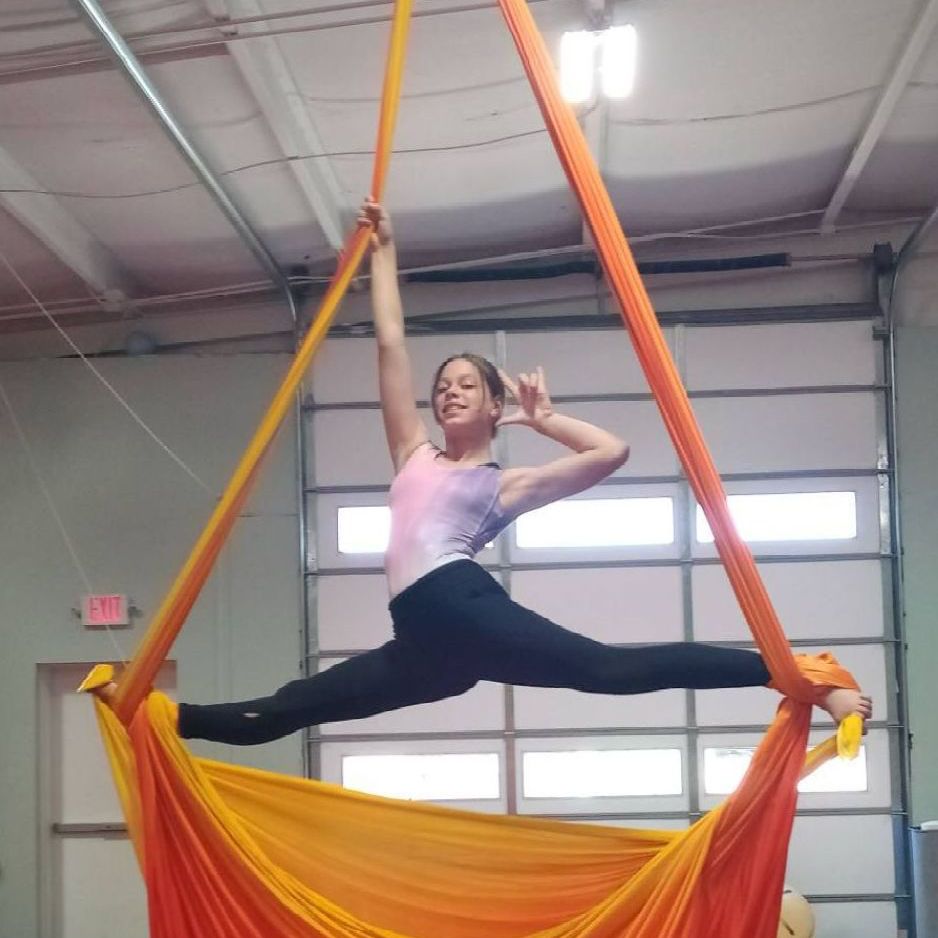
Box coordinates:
[81,594,130,628]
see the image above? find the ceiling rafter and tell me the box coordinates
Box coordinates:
[204,0,349,253]
[820,0,938,232]
[0,143,134,297]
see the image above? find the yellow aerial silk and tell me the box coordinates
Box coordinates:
[83,0,863,935]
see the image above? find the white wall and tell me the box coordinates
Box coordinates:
[895,323,938,826]
[0,354,301,938]
[892,233,938,825]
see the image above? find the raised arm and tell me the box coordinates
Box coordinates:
[360,199,428,472]
[498,367,630,516]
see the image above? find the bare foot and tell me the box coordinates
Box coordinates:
[820,688,872,724]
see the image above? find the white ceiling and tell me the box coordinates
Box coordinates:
[0,0,936,337]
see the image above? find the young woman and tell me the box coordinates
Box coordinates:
[123,199,871,745]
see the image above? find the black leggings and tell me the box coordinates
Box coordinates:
[178,560,770,745]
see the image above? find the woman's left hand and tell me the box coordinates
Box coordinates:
[497,366,555,428]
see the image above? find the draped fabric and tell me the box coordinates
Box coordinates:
[93,666,854,938]
[83,0,863,935]
[105,0,412,729]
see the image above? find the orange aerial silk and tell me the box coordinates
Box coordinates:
[105,0,411,728]
[83,0,863,936]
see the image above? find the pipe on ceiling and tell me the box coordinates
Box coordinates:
[896,201,938,273]
[71,0,297,319]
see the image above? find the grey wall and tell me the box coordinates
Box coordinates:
[0,354,301,938]
[896,325,938,826]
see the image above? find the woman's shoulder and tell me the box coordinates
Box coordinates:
[394,440,436,475]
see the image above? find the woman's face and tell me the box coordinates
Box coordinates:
[433,358,500,436]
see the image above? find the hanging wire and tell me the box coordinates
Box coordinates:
[0,379,128,664]
[0,248,217,497]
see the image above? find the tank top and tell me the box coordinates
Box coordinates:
[385,442,513,597]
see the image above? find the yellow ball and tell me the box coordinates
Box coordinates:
[777,886,815,938]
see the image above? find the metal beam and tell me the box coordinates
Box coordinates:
[896,200,938,270]
[71,0,296,313]
[4,0,556,87]
[0,144,133,296]
[204,0,347,252]
[820,0,938,232]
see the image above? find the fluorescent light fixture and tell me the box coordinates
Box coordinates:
[696,491,857,544]
[600,25,637,98]
[560,30,596,104]
[562,26,637,103]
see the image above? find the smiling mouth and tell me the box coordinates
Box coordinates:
[442,404,466,414]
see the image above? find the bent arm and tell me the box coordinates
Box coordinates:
[499,413,629,515]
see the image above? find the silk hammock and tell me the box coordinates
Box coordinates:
[81,0,863,935]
